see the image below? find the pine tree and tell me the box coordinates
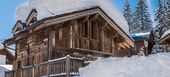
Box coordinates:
[123,0,134,33]
[166,0,170,28]
[154,0,167,42]
[133,0,152,32]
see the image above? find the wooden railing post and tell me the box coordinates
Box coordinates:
[32,65,35,77]
[21,67,23,77]
[66,55,71,77]
[47,60,50,77]
[5,71,6,77]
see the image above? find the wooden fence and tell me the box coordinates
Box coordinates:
[5,55,84,77]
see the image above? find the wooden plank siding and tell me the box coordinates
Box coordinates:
[13,13,130,70]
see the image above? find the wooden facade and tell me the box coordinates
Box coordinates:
[4,7,134,77]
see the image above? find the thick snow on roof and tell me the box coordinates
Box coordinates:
[16,0,130,35]
[131,32,150,37]
[161,29,170,39]
[80,53,170,77]
[0,45,15,56]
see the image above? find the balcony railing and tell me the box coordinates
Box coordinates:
[5,55,84,77]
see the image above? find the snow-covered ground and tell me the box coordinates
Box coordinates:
[80,53,170,77]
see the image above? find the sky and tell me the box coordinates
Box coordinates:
[0,0,157,43]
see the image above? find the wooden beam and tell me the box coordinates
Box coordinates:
[123,42,130,48]
[90,13,99,21]
[48,27,55,60]
[118,43,126,49]
[73,20,79,48]
[112,32,119,38]
[101,25,105,51]
[78,15,90,23]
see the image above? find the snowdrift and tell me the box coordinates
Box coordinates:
[80,53,170,77]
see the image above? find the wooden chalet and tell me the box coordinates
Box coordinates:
[4,1,134,77]
[159,29,170,52]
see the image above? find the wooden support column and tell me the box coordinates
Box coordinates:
[114,40,119,57]
[100,27,104,52]
[48,27,55,60]
[87,18,90,49]
[70,21,75,48]
[112,38,115,56]
[73,20,79,48]
[70,25,73,48]
[100,23,107,52]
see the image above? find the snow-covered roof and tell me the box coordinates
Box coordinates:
[0,45,15,56]
[131,32,150,37]
[161,29,170,39]
[16,0,130,35]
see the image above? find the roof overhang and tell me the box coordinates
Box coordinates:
[159,34,170,44]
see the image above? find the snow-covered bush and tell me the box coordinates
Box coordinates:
[152,45,166,54]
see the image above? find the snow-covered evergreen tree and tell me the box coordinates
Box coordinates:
[123,0,134,33]
[133,0,152,32]
[154,0,168,42]
[165,0,170,28]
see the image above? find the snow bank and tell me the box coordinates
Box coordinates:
[80,53,170,77]
[16,0,130,35]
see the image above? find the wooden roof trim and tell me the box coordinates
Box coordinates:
[26,9,37,25]
[12,20,24,33]
[160,34,170,44]
[3,37,15,46]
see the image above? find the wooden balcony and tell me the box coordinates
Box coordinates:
[5,55,84,77]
